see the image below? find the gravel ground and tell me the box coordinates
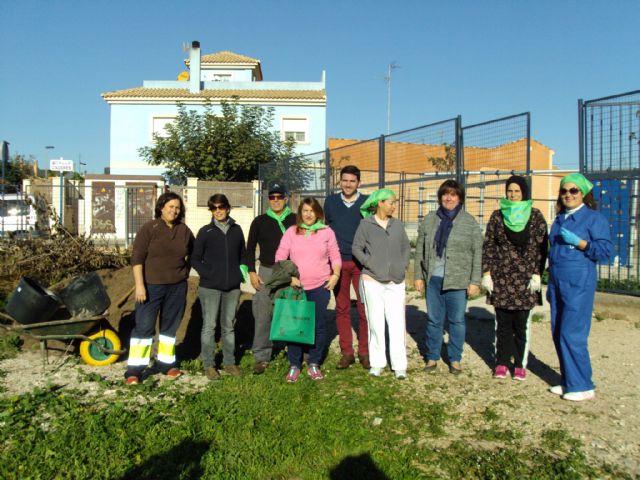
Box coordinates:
[1,273,639,477]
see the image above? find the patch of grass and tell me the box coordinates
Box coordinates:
[593,311,606,322]
[481,406,500,422]
[0,333,22,360]
[531,312,545,323]
[475,426,523,443]
[597,278,640,292]
[179,358,204,376]
[0,354,627,479]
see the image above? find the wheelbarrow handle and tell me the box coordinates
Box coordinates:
[116,286,136,308]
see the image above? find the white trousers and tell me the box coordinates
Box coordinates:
[360,278,407,371]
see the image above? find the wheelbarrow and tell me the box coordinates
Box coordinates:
[0,312,125,367]
[1,274,126,367]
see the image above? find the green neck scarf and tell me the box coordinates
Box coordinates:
[500,198,532,232]
[299,220,327,237]
[266,206,291,234]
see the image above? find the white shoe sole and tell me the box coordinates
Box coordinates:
[549,385,564,395]
[562,390,595,402]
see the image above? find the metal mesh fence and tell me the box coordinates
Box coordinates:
[581,90,640,173]
[461,113,531,222]
[579,90,640,292]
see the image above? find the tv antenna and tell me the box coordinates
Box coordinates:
[384,62,401,135]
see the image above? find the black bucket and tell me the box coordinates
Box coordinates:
[5,277,61,325]
[60,271,111,317]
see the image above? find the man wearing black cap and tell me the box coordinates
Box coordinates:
[246,181,297,374]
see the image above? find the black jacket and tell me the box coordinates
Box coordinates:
[191,218,247,291]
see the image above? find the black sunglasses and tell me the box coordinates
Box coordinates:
[560,187,581,195]
[211,204,228,211]
[268,194,285,200]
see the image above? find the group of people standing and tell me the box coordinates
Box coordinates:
[123,166,612,402]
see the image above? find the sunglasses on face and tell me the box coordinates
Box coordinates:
[560,187,581,195]
[211,204,228,211]
[268,195,285,200]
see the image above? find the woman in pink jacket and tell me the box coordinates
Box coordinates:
[275,197,342,382]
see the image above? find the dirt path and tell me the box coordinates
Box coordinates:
[1,271,639,476]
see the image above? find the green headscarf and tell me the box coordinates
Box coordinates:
[560,173,593,195]
[266,206,292,234]
[500,198,532,232]
[299,220,327,237]
[359,188,396,218]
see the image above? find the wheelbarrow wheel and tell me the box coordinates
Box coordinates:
[79,329,121,366]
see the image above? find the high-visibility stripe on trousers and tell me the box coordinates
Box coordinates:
[157,334,176,365]
[127,337,153,367]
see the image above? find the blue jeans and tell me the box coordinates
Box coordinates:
[199,287,241,368]
[426,276,467,363]
[287,286,330,368]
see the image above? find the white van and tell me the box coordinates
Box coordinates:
[0,193,39,236]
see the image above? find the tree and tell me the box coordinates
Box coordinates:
[139,99,312,188]
[427,143,457,173]
[1,153,37,192]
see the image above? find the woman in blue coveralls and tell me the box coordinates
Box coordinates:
[547,173,612,402]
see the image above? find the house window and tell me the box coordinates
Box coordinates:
[281,117,309,144]
[151,116,176,139]
[212,74,231,82]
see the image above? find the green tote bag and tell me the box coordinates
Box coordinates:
[269,287,316,345]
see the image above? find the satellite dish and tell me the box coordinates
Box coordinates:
[177,71,189,81]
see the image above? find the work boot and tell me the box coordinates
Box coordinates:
[223,365,242,377]
[358,353,370,370]
[336,354,355,369]
[206,367,221,381]
[253,361,269,375]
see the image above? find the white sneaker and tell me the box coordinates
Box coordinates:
[369,367,383,377]
[395,370,407,380]
[549,385,564,395]
[562,390,595,402]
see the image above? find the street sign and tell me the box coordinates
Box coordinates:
[50,158,74,172]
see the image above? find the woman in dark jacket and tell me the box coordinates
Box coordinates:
[481,176,548,381]
[191,194,247,381]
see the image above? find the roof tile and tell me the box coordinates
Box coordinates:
[101,87,325,101]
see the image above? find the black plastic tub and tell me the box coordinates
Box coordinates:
[5,277,61,325]
[59,271,111,317]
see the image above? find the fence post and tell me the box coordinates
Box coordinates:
[378,135,385,188]
[479,171,485,228]
[455,115,463,185]
[418,174,424,221]
[124,187,130,248]
[526,112,531,176]
[578,99,585,173]
[324,148,331,198]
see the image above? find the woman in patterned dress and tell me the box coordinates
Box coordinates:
[481,176,548,381]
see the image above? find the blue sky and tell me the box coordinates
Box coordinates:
[1,0,639,174]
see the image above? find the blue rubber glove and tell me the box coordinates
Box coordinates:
[240,264,249,283]
[560,227,582,247]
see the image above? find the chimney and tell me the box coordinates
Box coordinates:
[189,41,201,93]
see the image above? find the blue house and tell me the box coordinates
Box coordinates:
[102,41,326,177]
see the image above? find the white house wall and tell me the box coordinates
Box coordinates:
[109,102,326,176]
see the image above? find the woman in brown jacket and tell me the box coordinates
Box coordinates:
[481,176,548,381]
